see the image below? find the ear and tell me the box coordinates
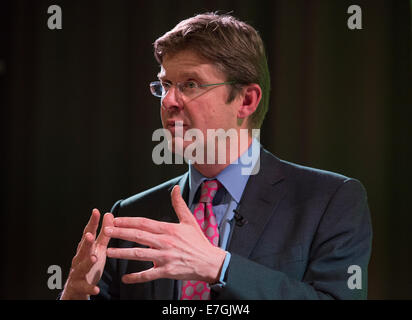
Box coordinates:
[237,84,262,120]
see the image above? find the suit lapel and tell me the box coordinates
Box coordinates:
[178,172,190,203]
[228,148,286,258]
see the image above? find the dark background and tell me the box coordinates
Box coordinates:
[1,0,411,299]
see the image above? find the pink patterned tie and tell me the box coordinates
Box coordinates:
[180,180,220,300]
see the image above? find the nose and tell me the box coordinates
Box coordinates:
[161,86,184,111]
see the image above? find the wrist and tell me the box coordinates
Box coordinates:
[60,289,90,300]
[206,247,227,284]
[60,280,90,300]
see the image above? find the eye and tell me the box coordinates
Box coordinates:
[183,81,199,89]
[161,82,172,90]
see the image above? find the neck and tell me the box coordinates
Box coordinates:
[193,134,253,178]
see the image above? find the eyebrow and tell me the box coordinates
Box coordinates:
[157,70,206,83]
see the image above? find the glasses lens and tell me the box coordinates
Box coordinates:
[150,81,163,97]
[180,81,198,98]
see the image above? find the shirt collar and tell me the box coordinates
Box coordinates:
[188,138,260,206]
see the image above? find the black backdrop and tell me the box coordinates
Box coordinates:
[1,0,411,299]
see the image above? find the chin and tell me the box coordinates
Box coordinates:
[167,137,205,160]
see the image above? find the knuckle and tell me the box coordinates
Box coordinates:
[133,249,142,258]
[140,272,150,281]
[71,255,80,267]
[165,224,177,236]
[137,218,148,227]
[164,264,176,276]
[80,271,88,282]
[163,261,173,272]
[156,251,166,262]
[134,230,143,241]
[162,235,175,248]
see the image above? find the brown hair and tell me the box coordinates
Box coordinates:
[153,12,270,129]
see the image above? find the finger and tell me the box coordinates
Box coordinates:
[76,210,100,253]
[107,247,158,261]
[73,232,95,265]
[83,209,101,236]
[90,285,100,296]
[114,217,172,234]
[70,279,100,296]
[76,249,98,275]
[171,185,196,225]
[96,212,114,247]
[122,267,164,284]
[88,285,100,296]
[81,283,100,296]
[104,227,162,248]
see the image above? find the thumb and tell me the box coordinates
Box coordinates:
[171,185,196,224]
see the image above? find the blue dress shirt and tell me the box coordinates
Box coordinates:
[186,138,260,292]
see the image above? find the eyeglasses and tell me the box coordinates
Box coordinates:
[149,80,236,99]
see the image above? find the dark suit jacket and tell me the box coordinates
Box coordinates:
[94,148,372,300]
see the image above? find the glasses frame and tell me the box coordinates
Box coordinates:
[149,80,236,98]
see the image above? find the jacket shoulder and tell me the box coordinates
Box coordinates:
[110,174,186,219]
[261,148,367,197]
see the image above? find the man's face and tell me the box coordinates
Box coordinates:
[158,50,242,155]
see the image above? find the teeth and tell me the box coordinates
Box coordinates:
[174,121,184,127]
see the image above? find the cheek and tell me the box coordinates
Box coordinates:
[208,106,237,129]
[188,96,236,130]
[160,103,173,126]
[160,110,166,127]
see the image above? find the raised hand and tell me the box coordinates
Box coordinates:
[61,209,114,300]
[105,185,226,284]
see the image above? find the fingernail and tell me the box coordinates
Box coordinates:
[104,227,113,234]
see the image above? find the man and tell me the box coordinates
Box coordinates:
[61,12,372,300]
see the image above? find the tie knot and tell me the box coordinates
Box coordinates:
[199,180,220,203]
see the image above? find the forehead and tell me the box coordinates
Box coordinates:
[157,50,225,82]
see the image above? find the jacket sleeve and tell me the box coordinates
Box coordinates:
[213,179,373,300]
